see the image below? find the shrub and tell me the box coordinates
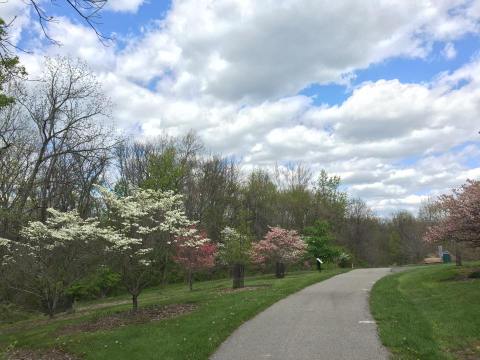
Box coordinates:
[338,252,351,268]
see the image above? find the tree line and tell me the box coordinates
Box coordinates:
[2,51,477,317]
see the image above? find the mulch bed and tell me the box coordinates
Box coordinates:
[453,341,480,360]
[218,285,271,294]
[8,349,79,360]
[59,303,198,334]
[445,268,480,282]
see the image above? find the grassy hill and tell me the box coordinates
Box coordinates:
[371,262,480,360]
[1,268,347,360]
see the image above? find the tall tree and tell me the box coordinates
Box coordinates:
[13,57,115,224]
[242,169,277,239]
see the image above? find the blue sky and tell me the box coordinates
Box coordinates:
[3,0,480,215]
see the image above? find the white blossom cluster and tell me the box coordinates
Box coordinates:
[177,227,210,248]
[0,237,13,266]
[19,209,102,251]
[0,237,10,247]
[1,187,196,272]
[96,186,195,267]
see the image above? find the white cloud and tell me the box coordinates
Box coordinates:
[0,0,32,46]
[106,0,146,13]
[442,42,457,59]
[117,0,480,102]
[7,0,480,215]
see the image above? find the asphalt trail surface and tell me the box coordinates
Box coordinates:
[211,268,391,360]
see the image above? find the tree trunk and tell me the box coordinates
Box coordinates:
[275,262,285,278]
[132,294,138,312]
[232,263,245,289]
[455,242,462,266]
[46,293,58,319]
[188,269,193,291]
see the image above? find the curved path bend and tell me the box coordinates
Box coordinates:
[211,268,391,360]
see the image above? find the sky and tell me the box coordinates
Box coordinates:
[2,0,480,216]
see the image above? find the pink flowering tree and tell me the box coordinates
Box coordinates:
[173,226,217,291]
[252,226,306,278]
[424,180,480,265]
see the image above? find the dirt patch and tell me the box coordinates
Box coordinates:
[60,303,197,334]
[452,341,480,360]
[444,268,480,282]
[8,349,78,360]
[218,285,271,294]
[76,299,130,312]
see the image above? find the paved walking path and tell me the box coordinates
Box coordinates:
[211,268,391,360]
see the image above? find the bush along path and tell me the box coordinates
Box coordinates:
[0,269,347,360]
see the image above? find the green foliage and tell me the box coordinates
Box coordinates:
[386,231,404,265]
[0,18,27,109]
[303,220,341,263]
[67,266,122,300]
[141,147,186,192]
[314,170,347,228]
[242,169,277,238]
[0,302,35,324]
[337,252,351,268]
[218,227,252,265]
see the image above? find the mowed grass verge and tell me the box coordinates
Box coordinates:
[1,268,347,360]
[370,262,480,360]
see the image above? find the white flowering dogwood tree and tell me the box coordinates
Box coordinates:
[97,186,193,311]
[3,209,103,318]
[0,237,11,268]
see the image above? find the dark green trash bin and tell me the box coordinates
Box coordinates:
[442,252,451,263]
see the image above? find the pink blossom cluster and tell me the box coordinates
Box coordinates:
[251,226,306,265]
[424,179,480,247]
[173,226,217,272]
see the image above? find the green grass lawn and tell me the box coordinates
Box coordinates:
[0,268,347,360]
[370,262,480,360]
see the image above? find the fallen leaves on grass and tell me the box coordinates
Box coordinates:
[443,268,480,282]
[8,348,78,360]
[452,340,480,360]
[60,304,198,334]
[218,285,270,294]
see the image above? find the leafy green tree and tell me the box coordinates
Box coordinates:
[218,227,251,288]
[0,19,26,108]
[303,220,341,271]
[242,169,277,238]
[1,18,27,155]
[141,147,186,192]
[313,170,347,230]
